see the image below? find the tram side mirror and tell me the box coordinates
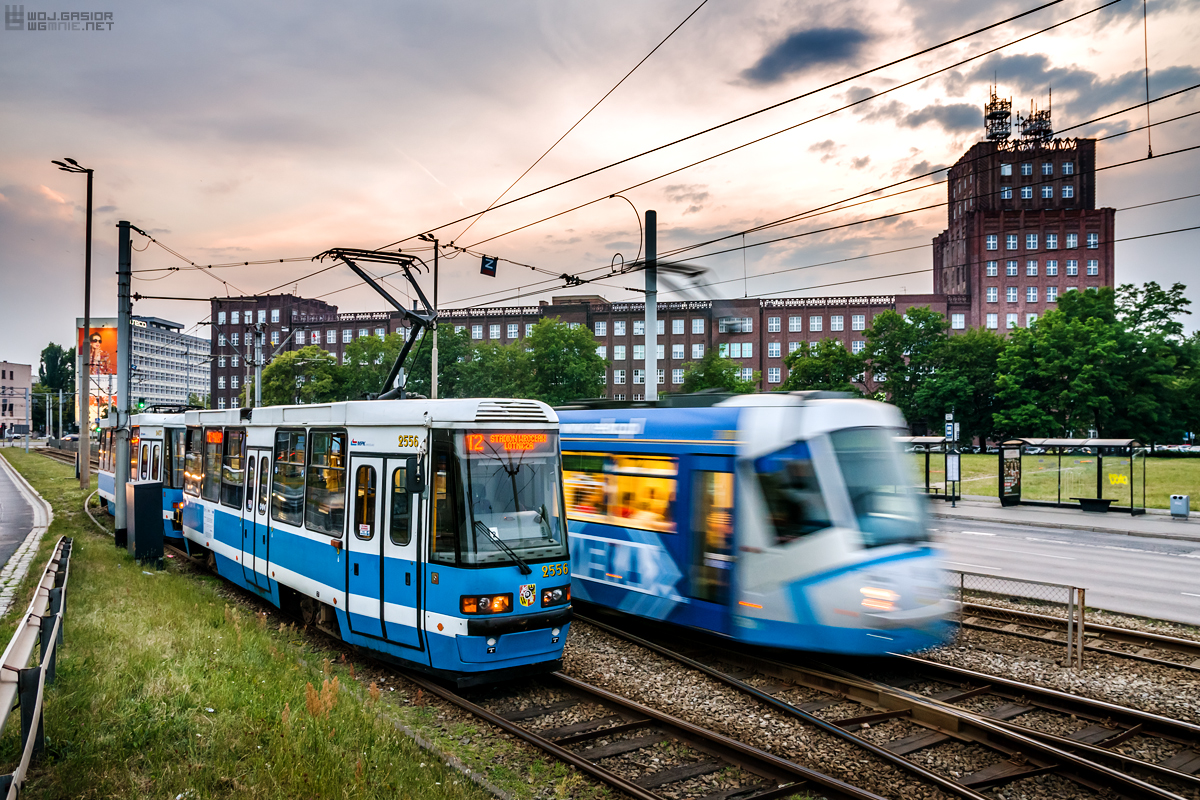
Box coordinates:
[406,456,425,494]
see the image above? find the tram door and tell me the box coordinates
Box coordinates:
[687,456,736,634]
[242,448,272,587]
[347,456,386,638]
[381,456,422,649]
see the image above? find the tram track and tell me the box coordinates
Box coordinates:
[39,445,97,471]
[575,611,1197,800]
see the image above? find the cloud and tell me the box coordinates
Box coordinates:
[664,183,710,214]
[807,139,837,153]
[604,240,634,250]
[851,156,871,169]
[899,102,979,133]
[741,27,871,85]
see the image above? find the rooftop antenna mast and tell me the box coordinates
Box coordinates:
[984,84,1012,141]
[313,248,437,399]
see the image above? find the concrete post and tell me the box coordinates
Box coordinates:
[114,221,132,539]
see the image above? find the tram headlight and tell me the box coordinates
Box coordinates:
[541,584,571,607]
[860,586,900,612]
[460,593,512,615]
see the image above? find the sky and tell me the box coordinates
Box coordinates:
[2,0,1198,370]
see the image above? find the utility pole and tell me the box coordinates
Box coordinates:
[57,389,62,440]
[114,221,133,541]
[254,322,263,407]
[24,388,30,454]
[644,210,658,403]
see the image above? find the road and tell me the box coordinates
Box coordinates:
[0,457,34,570]
[932,518,1200,626]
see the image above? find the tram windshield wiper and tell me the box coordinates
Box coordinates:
[473,520,532,575]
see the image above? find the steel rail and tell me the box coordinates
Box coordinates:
[961,603,1200,672]
[578,614,1191,800]
[402,669,889,800]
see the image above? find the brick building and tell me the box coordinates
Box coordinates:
[0,361,32,436]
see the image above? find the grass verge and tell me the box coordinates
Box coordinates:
[0,450,603,800]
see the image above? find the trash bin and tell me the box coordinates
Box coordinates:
[1170,494,1190,519]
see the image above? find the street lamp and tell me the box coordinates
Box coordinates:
[52,157,93,489]
[417,233,439,399]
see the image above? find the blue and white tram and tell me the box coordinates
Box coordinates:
[179,399,572,684]
[558,393,953,656]
[97,413,189,545]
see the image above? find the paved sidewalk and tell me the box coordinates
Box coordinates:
[930,496,1200,541]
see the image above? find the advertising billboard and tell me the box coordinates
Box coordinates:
[76,319,119,427]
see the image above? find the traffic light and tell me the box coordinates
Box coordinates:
[137,397,146,410]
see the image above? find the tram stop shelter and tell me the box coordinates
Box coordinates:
[895,436,958,501]
[999,438,1145,515]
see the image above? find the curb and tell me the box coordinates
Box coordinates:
[0,452,56,617]
[931,510,1200,542]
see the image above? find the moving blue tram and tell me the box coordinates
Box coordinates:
[170,399,571,684]
[557,393,953,655]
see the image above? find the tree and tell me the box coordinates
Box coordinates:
[187,393,211,409]
[911,327,1006,445]
[779,338,863,394]
[341,332,404,399]
[404,327,476,399]
[460,340,533,399]
[526,318,606,405]
[38,343,75,393]
[1116,281,1191,340]
[863,307,948,424]
[257,346,342,406]
[680,349,759,394]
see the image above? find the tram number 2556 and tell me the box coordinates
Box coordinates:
[542,563,568,578]
[397,435,421,448]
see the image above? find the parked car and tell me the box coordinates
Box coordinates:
[61,433,79,441]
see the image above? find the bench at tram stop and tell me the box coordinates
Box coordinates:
[1071,497,1114,513]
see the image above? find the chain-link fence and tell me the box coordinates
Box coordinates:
[945,570,1086,668]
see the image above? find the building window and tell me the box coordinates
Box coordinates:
[657,369,665,385]
[1063,161,1074,175]
[986,261,998,276]
[357,328,368,338]
[1046,260,1058,276]
[1020,163,1033,176]
[633,369,645,385]
[1027,286,1038,303]
[1000,163,1012,176]
[614,320,626,336]
[595,346,607,359]
[1026,233,1037,250]
[692,318,704,335]
[1007,261,1018,276]
[376,327,385,338]
[986,234,998,251]
[1027,260,1038,276]
[740,368,754,382]
[613,394,626,401]
[1007,313,1019,329]
[526,323,535,337]
[1020,186,1033,200]
[1006,234,1018,250]
[342,352,351,364]
[1027,313,1038,327]
[326,330,335,344]
[1047,287,1058,303]
[809,316,823,332]
[768,342,781,358]
[1066,260,1078,276]
[672,344,684,360]
[218,376,226,389]
[672,319,684,335]
[830,315,844,331]
[217,311,226,325]
[718,343,729,358]
[613,369,625,385]
[1086,260,1099,276]
[1046,233,1058,250]
[1066,233,1078,249]
[692,343,704,359]
[672,368,684,384]
[1000,186,1012,200]
[217,397,226,409]
[851,314,865,331]
[231,311,240,324]
[218,334,226,347]
[258,310,266,324]
[767,367,781,384]
[1007,287,1018,303]
[633,344,645,360]
[785,341,798,353]
[986,287,998,303]
[454,325,465,335]
[231,333,240,346]
[1062,185,1075,199]
[784,316,799,332]
[1042,162,1054,176]
[951,313,965,330]
[1086,233,1099,249]
[594,321,607,337]
[507,323,519,339]
[656,344,665,360]
[1041,185,1054,199]
[633,320,645,336]
[232,376,239,389]
[232,356,239,368]
[471,325,483,340]
[718,317,753,333]
[488,324,499,339]
[270,309,280,323]
[986,313,998,329]
[271,331,280,345]
[851,341,865,354]
[218,356,226,368]
[611,345,625,361]
[767,316,781,333]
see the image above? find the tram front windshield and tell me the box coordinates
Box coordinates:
[829,427,927,548]
[452,430,568,566]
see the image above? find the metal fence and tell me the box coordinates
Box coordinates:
[947,570,1086,668]
[0,537,73,796]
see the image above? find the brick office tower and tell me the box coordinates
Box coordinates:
[932,91,1116,333]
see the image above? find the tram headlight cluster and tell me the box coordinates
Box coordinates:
[541,585,571,607]
[860,586,899,612]
[460,593,512,615]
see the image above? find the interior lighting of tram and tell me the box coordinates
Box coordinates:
[860,586,900,611]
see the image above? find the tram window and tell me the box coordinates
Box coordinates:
[563,453,676,533]
[305,430,346,536]
[245,455,257,512]
[184,428,203,496]
[353,465,376,540]
[201,429,222,503]
[430,443,462,565]
[140,444,149,480]
[828,428,925,548]
[221,429,246,508]
[272,429,305,526]
[691,471,734,604]
[389,466,411,546]
[130,434,141,481]
[257,456,269,515]
[151,444,161,482]
[755,443,831,544]
[168,429,186,489]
